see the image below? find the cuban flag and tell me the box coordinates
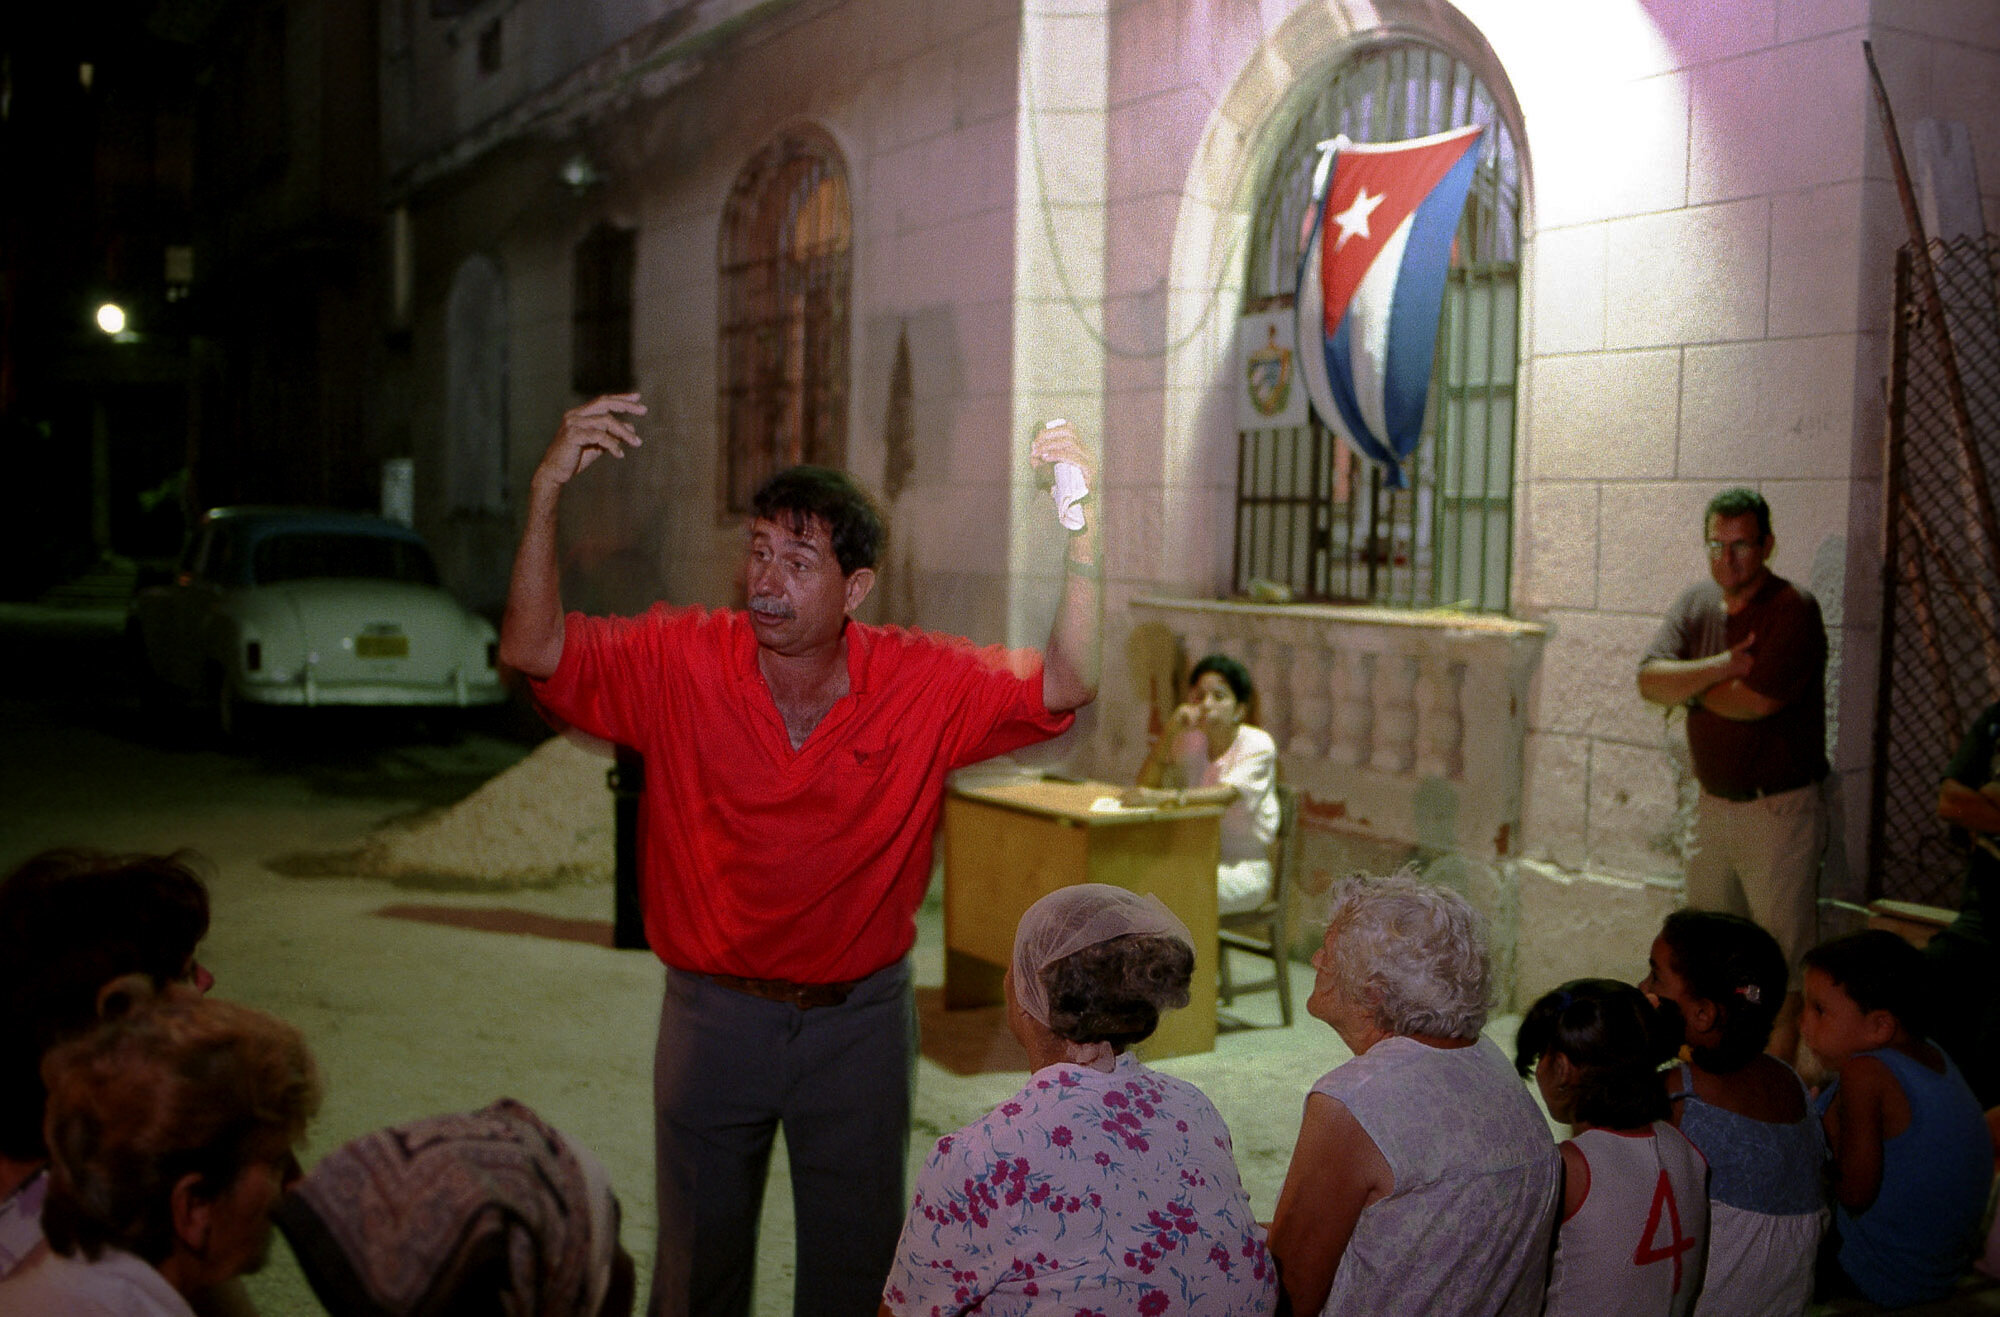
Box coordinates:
[1296,124,1484,490]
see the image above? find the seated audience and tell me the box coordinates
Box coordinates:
[1804,929,1990,1307]
[1268,871,1559,1316]
[881,883,1275,1316]
[276,1099,633,1316]
[0,994,320,1316]
[0,848,213,1282]
[1517,978,1708,1317]
[1642,910,1823,1316]
[1930,696,2000,1107]
[1130,654,1280,914]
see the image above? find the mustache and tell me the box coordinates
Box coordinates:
[748,598,795,620]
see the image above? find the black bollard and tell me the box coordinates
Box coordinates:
[608,745,647,950]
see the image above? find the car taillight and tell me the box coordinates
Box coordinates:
[245,641,262,672]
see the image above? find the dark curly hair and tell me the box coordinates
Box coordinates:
[0,849,212,1161]
[1657,910,1787,1072]
[1516,978,1676,1129]
[1802,929,1929,1038]
[750,465,886,575]
[1042,933,1194,1051]
[1189,653,1253,706]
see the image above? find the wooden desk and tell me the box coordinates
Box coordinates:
[942,778,1222,1058]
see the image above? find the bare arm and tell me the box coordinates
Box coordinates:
[1637,636,1755,708]
[1824,1056,1893,1212]
[1939,779,2000,834]
[1136,703,1199,788]
[1031,423,1101,713]
[1268,1093,1392,1317]
[497,394,646,679]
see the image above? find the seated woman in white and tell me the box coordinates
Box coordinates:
[1130,654,1280,915]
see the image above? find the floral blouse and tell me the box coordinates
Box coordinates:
[884,1052,1275,1317]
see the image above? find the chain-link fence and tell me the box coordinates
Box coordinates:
[1873,233,2000,907]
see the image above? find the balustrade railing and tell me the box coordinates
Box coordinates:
[1129,598,1546,862]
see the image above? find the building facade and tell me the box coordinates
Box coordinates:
[380,0,2000,1004]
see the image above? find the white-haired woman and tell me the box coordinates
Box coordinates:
[1268,873,1560,1317]
[881,884,1275,1317]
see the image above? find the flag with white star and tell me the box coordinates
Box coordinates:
[1295,124,1484,489]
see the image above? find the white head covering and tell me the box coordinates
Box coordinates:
[1010,883,1193,1027]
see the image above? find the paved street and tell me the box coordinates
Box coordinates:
[0,600,1411,1315]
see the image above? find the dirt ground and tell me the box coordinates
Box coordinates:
[5,602,1993,1316]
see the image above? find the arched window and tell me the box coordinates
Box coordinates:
[446,253,508,514]
[1238,42,1522,611]
[718,130,852,514]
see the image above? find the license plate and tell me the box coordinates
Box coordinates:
[355,634,408,659]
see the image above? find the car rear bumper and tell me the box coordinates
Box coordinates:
[238,675,507,708]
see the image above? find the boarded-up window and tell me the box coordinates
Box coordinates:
[572,221,635,396]
[718,131,852,514]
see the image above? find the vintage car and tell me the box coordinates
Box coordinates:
[127,507,506,736]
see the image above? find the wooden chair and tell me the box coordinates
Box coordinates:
[1217,782,1297,1027]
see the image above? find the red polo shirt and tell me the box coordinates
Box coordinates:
[529,605,1072,982]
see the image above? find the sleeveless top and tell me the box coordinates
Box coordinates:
[1544,1124,1710,1317]
[1312,1035,1560,1317]
[1669,1063,1822,1215]
[1814,1045,1989,1308]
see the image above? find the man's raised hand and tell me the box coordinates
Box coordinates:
[535,393,647,490]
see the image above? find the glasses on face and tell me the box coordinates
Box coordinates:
[1705,539,1761,559]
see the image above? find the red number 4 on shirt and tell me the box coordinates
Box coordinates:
[1632,1168,1696,1292]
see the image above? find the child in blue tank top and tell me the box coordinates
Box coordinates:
[1802,929,1991,1307]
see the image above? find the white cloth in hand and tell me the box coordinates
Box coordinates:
[1052,461,1088,530]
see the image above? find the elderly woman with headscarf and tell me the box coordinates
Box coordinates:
[1268,872,1560,1317]
[0,994,320,1317]
[275,1099,634,1317]
[881,883,1275,1317]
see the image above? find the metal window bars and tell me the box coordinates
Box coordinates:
[718,132,853,516]
[1236,41,1521,611]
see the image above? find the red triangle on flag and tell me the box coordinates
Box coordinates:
[1318,124,1483,336]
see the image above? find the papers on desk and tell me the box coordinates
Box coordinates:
[1089,795,1128,813]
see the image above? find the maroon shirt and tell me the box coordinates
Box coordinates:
[1643,572,1828,799]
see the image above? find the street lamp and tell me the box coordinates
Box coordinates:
[95,302,126,335]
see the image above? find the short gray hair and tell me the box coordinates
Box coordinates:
[1320,871,1490,1040]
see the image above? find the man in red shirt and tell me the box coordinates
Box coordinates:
[499,393,1102,1317]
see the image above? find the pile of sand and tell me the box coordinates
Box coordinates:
[349,735,617,889]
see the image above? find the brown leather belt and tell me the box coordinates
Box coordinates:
[701,972,861,1010]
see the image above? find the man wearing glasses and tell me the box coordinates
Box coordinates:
[1638,487,1828,1059]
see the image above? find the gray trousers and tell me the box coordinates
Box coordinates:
[646,958,915,1317]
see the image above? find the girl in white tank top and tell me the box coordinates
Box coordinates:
[1517,979,1711,1317]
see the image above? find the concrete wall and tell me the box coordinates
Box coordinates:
[395,0,1037,644]
[389,0,2000,1001]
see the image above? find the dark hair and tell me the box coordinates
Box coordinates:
[1657,910,1788,1072]
[1189,653,1254,706]
[1515,978,1675,1130]
[0,849,212,1161]
[750,466,886,575]
[40,996,320,1265]
[1705,487,1771,541]
[1042,933,1194,1051]
[1802,930,1929,1036]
